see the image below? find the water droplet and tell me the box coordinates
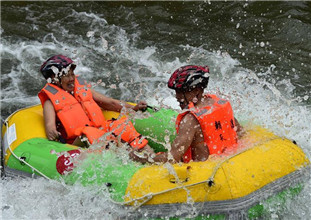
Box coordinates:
[110,84,117,89]
[260,42,265,47]
[101,37,108,50]
[86,31,95,38]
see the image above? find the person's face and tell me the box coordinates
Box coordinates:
[60,69,75,92]
[175,88,203,109]
[175,90,189,109]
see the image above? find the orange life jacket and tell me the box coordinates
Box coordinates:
[39,77,107,140]
[176,94,238,163]
[38,77,147,149]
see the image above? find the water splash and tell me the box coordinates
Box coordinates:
[1,3,310,219]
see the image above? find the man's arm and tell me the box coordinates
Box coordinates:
[152,113,199,163]
[91,89,147,112]
[43,100,60,141]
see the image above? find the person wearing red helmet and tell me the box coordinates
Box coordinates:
[153,65,243,163]
[38,55,155,163]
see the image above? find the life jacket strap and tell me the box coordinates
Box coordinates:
[108,117,148,149]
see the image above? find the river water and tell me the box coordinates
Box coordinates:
[1,2,311,219]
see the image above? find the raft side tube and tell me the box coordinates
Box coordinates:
[122,165,310,219]
[124,127,310,205]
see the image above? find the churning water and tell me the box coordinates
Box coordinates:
[1,2,311,219]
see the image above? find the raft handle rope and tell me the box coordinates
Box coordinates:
[3,120,51,180]
[113,135,281,210]
[2,114,282,211]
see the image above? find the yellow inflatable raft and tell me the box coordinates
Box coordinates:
[1,104,310,219]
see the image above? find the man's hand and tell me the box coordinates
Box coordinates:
[133,101,148,112]
[46,125,61,141]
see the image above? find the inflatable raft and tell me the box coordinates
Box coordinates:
[1,104,310,219]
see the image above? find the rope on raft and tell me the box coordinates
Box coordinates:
[113,135,280,210]
[3,119,280,211]
[4,120,52,180]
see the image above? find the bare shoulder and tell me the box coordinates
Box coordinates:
[179,112,199,128]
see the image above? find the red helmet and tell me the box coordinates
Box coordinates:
[40,55,76,80]
[168,65,210,91]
